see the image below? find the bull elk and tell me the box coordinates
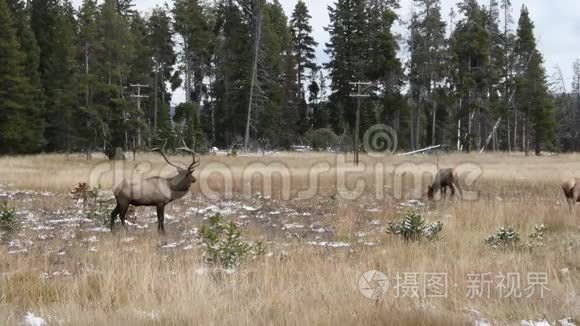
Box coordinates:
[110,141,199,234]
[427,168,463,200]
[562,178,580,212]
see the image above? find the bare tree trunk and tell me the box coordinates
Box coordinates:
[514,108,518,151]
[523,108,528,156]
[244,10,262,151]
[457,98,462,151]
[85,43,92,160]
[432,103,437,146]
[506,100,512,153]
[467,110,472,153]
[525,104,531,156]
[210,74,216,145]
[415,106,421,150]
[410,105,415,151]
[154,60,159,137]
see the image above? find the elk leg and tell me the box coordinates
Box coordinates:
[568,199,575,215]
[157,205,166,235]
[454,182,463,199]
[110,204,120,231]
[119,206,129,231]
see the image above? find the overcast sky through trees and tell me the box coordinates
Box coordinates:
[71,0,579,104]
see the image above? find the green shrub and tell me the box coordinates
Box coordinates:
[71,183,109,226]
[386,210,443,242]
[200,214,265,269]
[305,128,339,151]
[485,226,520,249]
[526,224,549,249]
[0,201,16,232]
[486,225,550,250]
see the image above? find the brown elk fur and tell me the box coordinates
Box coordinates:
[427,168,462,200]
[110,141,199,234]
[562,178,580,212]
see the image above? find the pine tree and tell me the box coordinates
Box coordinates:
[325,0,368,133]
[77,0,102,154]
[449,0,490,152]
[0,0,44,153]
[479,0,505,152]
[174,0,212,105]
[7,0,43,99]
[499,0,516,151]
[573,60,580,150]
[174,102,206,151]
[6,0,45,150]
[147,6,178,139]
[290,0,318,98]
[364,0,406,147]
[96,0,137,154]
[212,0,252,147]
[513,6,555,155]
[47,0,79,152]
[407,0,447,149]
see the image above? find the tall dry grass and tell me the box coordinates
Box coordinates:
[0,153,579,325]
[0,151,578,197]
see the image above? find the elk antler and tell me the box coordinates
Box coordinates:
[177,139,200,171]
[152,139,182,170]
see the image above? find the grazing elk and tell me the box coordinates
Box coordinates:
[110,141,199,234]
[427,168,463,200]
[562,178,580,212]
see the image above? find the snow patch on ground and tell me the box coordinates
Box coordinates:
[399,199,425,208]
[24,312,46,326]
[135,310,161,321]
[521,321,551,326]
[282,223,305,230]
[161,242,179,249]
[558,318,576,326]
[306,241,351,248]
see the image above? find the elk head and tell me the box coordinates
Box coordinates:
[153,139,200,190]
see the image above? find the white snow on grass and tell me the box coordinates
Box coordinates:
[522,321,551,326]
[282,223,305,230]
[161,242,179,249]
[306,241,351,248]
[243,205,259,212]
[32,225,55,231]
[399,199,425,208]
[311,227,327,233]
[193,201,246,216]
[87,227,109,233]
[558,318,576,326]
[134,310,161,321]
[46,217,92,225]
[24,312,46,326]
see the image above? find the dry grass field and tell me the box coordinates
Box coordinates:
[0,152,579,325]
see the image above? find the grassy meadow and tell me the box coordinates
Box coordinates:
[0,152,578,325]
